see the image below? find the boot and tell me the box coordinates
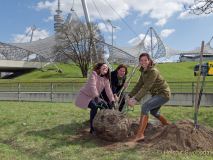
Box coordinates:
[134,115,148,142]
[157,115,170,125]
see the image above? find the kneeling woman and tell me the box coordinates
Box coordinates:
[75,63,115,134]
[128,53,171,142]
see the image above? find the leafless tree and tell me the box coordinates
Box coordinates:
[187,0,213,15]
[54,21,105,77]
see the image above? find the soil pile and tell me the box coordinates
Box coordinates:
[93,110,213,151]
[142,120,213,151]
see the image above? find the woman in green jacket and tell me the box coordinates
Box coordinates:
[128,53,171,142]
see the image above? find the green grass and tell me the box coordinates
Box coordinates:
[1,62,213,83]
[133,61,213,82]
[0,101,212,160]
[12,63,87,82]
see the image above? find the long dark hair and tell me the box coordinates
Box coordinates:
[93,63,110,79]
[139,53,154,67]
[115,64,128,75]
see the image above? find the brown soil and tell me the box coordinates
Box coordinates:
[76,110,213,151]
[141,120,213,151]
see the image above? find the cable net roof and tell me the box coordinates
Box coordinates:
[11,35,57,59]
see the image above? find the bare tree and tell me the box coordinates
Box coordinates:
[187,0,213,15]
[54,21,105,77]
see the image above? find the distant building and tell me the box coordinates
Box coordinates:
[179,38,213,62]
[179,54,213,62]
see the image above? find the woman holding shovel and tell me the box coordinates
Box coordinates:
[101,64,128,111]
[75,63,115,134]
[127,53,171,142]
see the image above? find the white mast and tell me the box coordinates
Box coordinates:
[81,0,98,62]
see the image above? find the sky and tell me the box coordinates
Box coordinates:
[0,0,213,51]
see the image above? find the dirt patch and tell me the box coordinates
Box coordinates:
[78,110,213,151]
[142,120,213,151]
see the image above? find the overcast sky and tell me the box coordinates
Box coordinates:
[0,0,212,51]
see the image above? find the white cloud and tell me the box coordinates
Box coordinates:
[36,0,130,21]
[44,16,54,22]
[155,18,167,26]
[35,0,196,27]
[12,27,49,43]
[143,21,151,26]
[133,18,142,25]
[36,1,57,15]
[160,29,175,38]
[178,10,211,19]
[124,0,185,26]
[178,10,191,19]
[98,22,120,33]
[98,23,111,32]
[133,19,138,25]
[36,1,54,10]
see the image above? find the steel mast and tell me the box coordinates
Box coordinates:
[81,0,98,62]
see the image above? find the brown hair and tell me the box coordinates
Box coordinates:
[115,64,128,75]
[139,53,154,67]
[93,63,110,79]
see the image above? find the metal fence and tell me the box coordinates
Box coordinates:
[129,81,213,94]
[0,82,83,93]
[0,81,212,106]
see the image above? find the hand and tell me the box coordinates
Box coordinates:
[123,82,128,88]
[125,95,130,102]
[94,97,99,103]
[114,94,119,102]
[128,98,136,107]
[110,101,115,109]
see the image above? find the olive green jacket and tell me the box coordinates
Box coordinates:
[129,66,171,102]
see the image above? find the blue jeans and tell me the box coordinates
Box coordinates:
[141,95,169,117]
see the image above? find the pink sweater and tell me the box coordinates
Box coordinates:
[75,71,115,109]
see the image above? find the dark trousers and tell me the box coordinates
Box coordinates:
[88,100,98,133]
[88,99,109,133]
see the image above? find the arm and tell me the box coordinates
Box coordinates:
[104,79,115,102]
[128,73,144,98]
[134,70,158,101]
[111,83,117,94]
[87,71,99,98]
[110,71,118,94]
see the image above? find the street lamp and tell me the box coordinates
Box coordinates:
[107,19,116,47]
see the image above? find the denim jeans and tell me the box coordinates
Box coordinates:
[141,95,169,117]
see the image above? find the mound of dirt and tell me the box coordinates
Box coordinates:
[93,109,131,142]
[93,110,213,151]
[142,120,213,151]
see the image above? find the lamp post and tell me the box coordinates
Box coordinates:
[107,19,116,47]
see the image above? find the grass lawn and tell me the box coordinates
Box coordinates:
[0,101,213,160]
[1,61,212,82]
